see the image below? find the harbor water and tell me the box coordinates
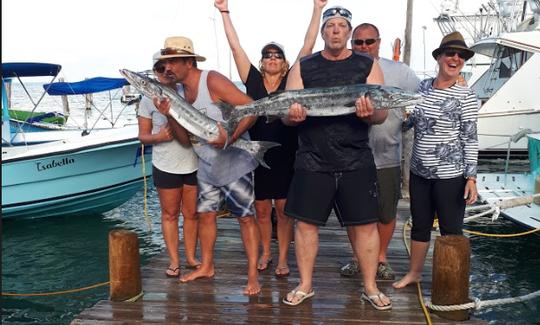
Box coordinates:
[2,83,540,324]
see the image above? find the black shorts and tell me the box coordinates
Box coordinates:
[284,167,379,227]
[152,166,197,189]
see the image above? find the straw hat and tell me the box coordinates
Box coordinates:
[432,31,474,60]
[154,36,206,62]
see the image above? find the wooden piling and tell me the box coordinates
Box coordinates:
[108,229,142,302]
[431,235,471,321]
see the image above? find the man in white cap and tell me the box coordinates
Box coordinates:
[153,36,262,296]
[281,6,392,309]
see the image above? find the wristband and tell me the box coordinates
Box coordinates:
[220,10,230,13]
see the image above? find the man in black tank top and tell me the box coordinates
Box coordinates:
[280,6,392,310]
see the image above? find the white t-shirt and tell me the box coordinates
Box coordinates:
[137,87,198,174]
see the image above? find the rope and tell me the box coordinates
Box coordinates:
[464,227,540,237]
[124,290,144,302]
[402,218,434,325]
[2,281,109,297]
[141,143,152,231]
[426,290,540,311]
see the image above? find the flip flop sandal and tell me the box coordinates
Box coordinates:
[282,288,315,306]
[275,266,290,278]
[361,291,392,311]
[165,266,180,278]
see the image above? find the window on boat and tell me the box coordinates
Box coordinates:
[472,45,533,101]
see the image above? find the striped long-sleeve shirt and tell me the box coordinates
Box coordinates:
[404,78,479,179]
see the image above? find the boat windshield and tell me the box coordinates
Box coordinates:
[472,45,534,102]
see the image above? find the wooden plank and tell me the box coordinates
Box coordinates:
[71,201,487,324]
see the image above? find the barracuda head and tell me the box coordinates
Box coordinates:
[369,85,423,109]
[119,69,164,99]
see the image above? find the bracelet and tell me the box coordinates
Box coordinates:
[220,10,230,13]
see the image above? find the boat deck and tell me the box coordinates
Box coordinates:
[477,172,540,229]
[71,201,486,324]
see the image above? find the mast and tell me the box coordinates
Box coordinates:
[403,0,414,65]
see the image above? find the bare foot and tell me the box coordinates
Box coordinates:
[257,255,272,271]
[275,265,290,278]
[185,259,202,269]
[243,279,261,296]
[179,266,214,283]
[392,272,422,289]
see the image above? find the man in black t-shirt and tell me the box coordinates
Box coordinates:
[280,6,392,311]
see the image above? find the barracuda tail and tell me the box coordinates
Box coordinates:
[216,101,237,122]
[241,140,281,169]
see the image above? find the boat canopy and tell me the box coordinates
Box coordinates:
[2,62,62,78]
[44,77,129,95]
[471,31,540,57]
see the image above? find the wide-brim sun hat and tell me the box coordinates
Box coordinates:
[154,36,206,62]
[432,31,474,60]
[261,42,286,58]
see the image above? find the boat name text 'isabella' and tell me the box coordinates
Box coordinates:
[36,157,75,171]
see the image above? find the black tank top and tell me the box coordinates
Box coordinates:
[296,51,374,172]
[245,65,297,170]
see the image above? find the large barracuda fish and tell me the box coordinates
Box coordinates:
[218,84,423,123]
[119,69,280,168]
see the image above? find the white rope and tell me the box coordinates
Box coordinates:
[426,289,540,311]
[464,193,540,223]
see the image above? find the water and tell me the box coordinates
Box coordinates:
[3,84,540,324]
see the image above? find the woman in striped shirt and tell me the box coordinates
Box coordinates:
[393,31,479,289]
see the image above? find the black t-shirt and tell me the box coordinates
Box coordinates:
[244,65,297,170]
[296,51,375,172]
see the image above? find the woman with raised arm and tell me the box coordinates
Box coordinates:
[215,0,327,278]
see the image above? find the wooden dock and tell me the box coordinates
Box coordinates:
[72,201,486,324]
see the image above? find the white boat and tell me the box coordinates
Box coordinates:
[434,0,540,156]
[1,62,152,219]
[477,133,540,229]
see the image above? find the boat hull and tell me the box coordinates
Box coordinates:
[2,131,152,219]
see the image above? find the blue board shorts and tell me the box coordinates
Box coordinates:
[197,173,255,218]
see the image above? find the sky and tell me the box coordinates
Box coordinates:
[2,0,488,82]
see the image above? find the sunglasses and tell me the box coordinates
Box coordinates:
[443,50,467,59]
[352,38,379,46]
[153,63,166,74]
[262,52,284,59]
[323,7,352,21]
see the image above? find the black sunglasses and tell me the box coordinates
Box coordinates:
[323,7,352,21]
[153,63,165,74]
[443,50,467,59]
[262,52,284,59]
[352,38,379,46]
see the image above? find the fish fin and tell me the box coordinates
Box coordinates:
[248,140,281,169]
[215,101,236,121]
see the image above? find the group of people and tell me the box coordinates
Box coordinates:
[137,1,479,310]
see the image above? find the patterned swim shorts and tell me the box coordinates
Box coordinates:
[197,173,255,218]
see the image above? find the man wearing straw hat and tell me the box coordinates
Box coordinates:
[153,36,262,295]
